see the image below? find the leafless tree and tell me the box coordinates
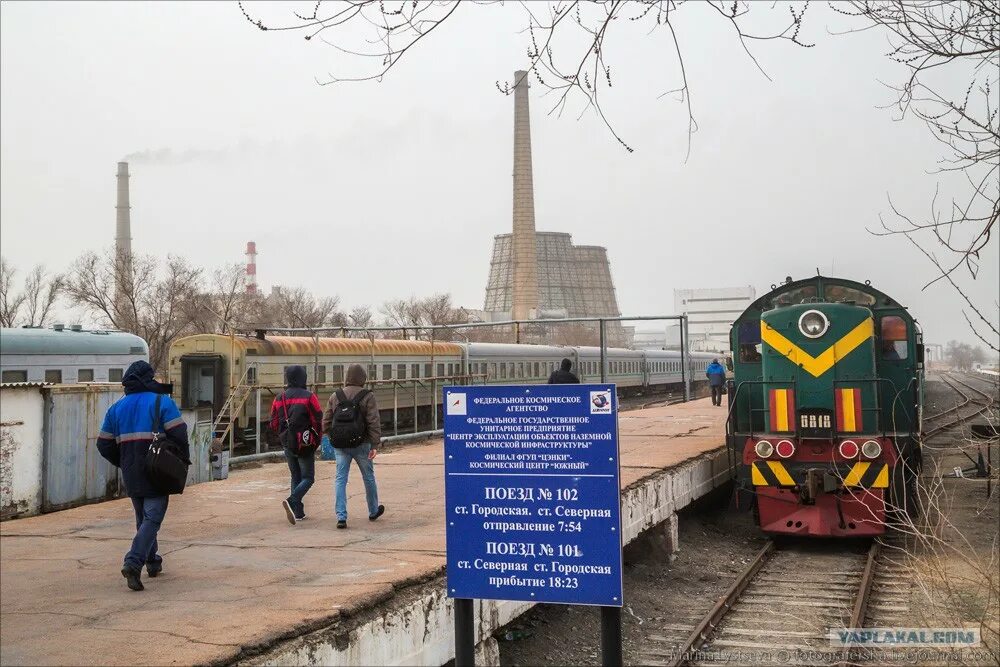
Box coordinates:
[263,286,347,330]
[839,1,1000,351]
[0,257,64,328]
[240,0,812,156]
[187,263,260,333]
[348,304,375,329]
[380,293,469,340]
[63,249,204,369]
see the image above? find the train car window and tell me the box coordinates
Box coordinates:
[500,364,507,380]
[397,364,407,380]
[382,364,392,380]
[424,363,432,378]
[738,321,763,363]
[412,363,420,379]
[317,365,327,384]
[824,285,876,306]
[78,369,94,382]
[2,370,28,383]
[45,370,63,383]
[773,285,817,306]
[489,363,497,378]
[881,316,908,360]
[332,365,344,384]
[109,368,123,383]
[437,363,445,378]
[367,364,377,381]
[533,362,540,377]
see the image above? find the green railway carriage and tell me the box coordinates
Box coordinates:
[728,276,924,537]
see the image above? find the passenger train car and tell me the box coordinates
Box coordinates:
[728,276,924,537]
[167,333,718,446]
[0,326,149,384]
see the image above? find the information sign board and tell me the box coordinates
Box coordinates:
[444,384,623,606]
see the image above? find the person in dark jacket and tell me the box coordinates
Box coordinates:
[548,358,580,384]
[706,359,727,406]
[270,366,324,525]
[322,363,384,529]
[96,360,189,591]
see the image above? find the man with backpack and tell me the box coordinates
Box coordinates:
[270,366,324,525]
[322,363,384,529]
[96,360,189,591]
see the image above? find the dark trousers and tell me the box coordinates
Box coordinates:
[711,385,724,406]
[125,495,169,569]
[285,448,315,517]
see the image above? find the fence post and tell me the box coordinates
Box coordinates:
[255,387,262,455]
[599,319,607,383]
[681,315,691,402]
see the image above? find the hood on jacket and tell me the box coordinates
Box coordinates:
[285,365,308,389]
[560,358,573,372]
[346,363,367,387]
[122,360,172,395]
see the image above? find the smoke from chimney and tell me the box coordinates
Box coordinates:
[511,70,540,321]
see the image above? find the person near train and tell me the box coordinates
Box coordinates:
[548,358,580,384]
[706,358,727,406]
[322,363,385,529]
[270,365,324,525]
[96,360,189,591]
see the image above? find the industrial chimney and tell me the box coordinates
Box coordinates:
[511,70,539,321]
[245,241,258,295]
[115,162,132,264]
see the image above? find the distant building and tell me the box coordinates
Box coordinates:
[673,286,756,353]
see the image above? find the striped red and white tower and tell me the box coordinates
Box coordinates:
[245,241,257,295]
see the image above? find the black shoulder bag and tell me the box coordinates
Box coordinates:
[145,395,192,495]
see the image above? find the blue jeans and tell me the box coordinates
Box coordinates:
[334,443,379,521]
[125,495,169,570]
[285,448,315,517]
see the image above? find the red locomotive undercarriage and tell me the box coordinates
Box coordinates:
[744,436,899,537]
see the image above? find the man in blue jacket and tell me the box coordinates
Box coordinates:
[705,358,727,407]
[97,360,189,591]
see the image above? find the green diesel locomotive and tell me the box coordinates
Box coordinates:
[727,276,924,537]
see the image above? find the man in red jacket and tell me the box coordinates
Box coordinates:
[270,366,323,525]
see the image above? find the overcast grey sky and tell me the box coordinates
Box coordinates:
[1,1,996,347]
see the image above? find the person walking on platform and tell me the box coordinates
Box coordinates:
[270,365,324,525]
[96,360,189,591]
[323,363,384,529]
[706,358,727,406]
[548,358,580,384]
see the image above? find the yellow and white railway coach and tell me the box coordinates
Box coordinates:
[167,333,718,446]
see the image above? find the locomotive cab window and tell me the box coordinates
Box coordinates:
[881,316,908,360]
[738,321,762,363]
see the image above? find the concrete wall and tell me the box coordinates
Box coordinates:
[250,447,733,666]
[1,386,213,520]
[0,386,46,519]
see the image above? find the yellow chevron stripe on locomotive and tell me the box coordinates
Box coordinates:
[751,461,889,488]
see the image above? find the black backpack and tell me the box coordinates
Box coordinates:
[144,395,191,495]
[278,392,320,454]
[327,389,371,448]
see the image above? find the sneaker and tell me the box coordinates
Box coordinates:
[282,499,297,525]
[295,514,307,521]
[121,565,144,591]
[337,520,347,529]
[369,505,385,521]
[146,561,162,578]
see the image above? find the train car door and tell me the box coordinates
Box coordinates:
[181,354,224,413]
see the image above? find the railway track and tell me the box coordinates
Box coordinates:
[636,540,885,666]
[924,373,996,440]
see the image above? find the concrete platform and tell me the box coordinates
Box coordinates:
[0,398,731,666]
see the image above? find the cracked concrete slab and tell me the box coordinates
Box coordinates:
[0,397,724,666]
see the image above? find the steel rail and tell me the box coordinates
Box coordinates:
[668,540,775,666]
[926,373,995,439]
[838,540,882,667]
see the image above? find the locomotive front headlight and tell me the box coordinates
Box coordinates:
[861,440,882,459]
[798,310,830,338]
[755,440,774,458]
